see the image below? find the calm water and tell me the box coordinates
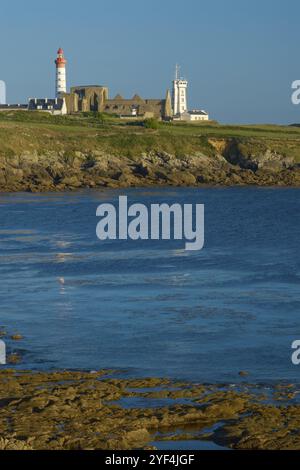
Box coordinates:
[0,187,300,384]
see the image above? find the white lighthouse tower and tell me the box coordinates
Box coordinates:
[0,80,6,105]
[55,48,67,97]
[172,65,188,117]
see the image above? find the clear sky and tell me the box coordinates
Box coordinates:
[1,0,300,124]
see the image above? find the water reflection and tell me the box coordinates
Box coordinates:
[0,188,299,384]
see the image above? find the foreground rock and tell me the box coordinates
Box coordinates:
[1,141,300,192]
[0,369,300,450]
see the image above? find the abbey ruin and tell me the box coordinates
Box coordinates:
[63,85,173,119]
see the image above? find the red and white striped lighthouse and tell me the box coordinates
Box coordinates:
[55,48,67,97]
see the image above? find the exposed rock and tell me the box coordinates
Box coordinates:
[0,139,300,193]
[10,335,23,341]
[239,371,250,377]
[7,353,21,364]
[0,370,300,450]
[209,138,295,172]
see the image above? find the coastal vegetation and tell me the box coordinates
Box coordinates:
[0,111,300,191]
[1,110,300,159]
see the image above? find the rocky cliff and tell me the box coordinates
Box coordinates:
[1,114,300,191]
[1,138,300,192]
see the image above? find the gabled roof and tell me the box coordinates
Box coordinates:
[28,98,65,111]
[0,104,27,109]
[132,94,143,101]
[189,109,208,116]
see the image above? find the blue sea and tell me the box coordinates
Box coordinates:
[0,187,300,384]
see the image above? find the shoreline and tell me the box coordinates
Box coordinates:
[1,150,300,193]
[1,116,300,192]
[1,368,300,450]
[2,180,300,194]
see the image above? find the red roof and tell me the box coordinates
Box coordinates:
[57,48,64,55]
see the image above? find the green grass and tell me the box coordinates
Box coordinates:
[1,111,300,162]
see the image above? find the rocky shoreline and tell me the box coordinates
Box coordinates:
[1,141,300,193]
[1,125,300,451]
[0,369,300,450]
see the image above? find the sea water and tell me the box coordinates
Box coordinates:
[0,187,299,384]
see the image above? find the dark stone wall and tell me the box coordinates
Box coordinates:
[66,86,173,118]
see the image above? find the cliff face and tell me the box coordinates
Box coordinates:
[209,138,295,171]
[1,139,300,192]
[1,114,300,191]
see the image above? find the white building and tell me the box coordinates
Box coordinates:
[172,65,188,116]
[0,80,6,105]
[172,65,210,122]
[181,109,209,121]
[28,98,67,115]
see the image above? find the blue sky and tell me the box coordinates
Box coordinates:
[1,0,300,123]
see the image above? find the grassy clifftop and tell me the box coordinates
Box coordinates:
[1,111,300,191]
[1,111,300,161]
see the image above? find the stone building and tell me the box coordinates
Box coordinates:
[63,86,172,120]
[69,86,109,113]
